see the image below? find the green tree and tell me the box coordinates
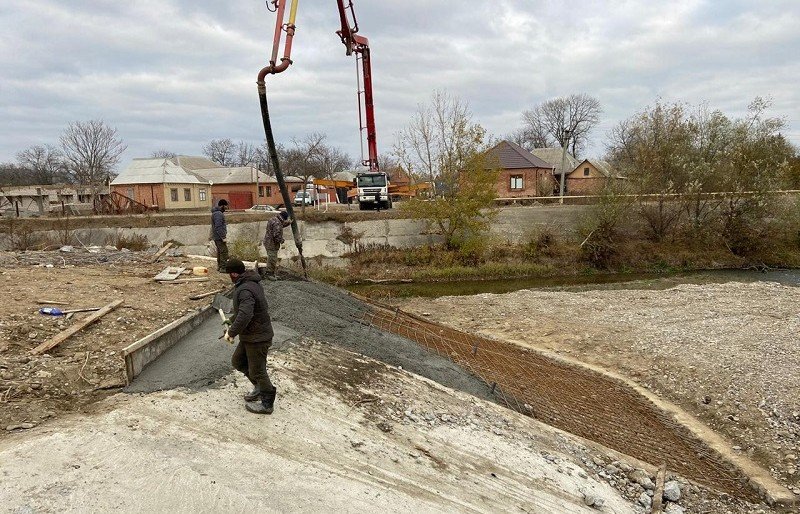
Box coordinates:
[395,91,499,250]
[608,97,796,252]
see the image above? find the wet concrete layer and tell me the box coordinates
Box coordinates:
[125,317,298,393]
[264,278,496,402]
[127,277,494,403]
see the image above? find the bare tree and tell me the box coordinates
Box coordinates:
[60,120,127,186]
[202,138,236,166]
[282,132,327,214]
[16,145,67,184]
[521,93,602,157]
[151,149,177,159]
[507,125,553,152]
[394,89,486,188]
[394,90,498,249]
[0,163,29,186]
[235,141,260,167]
[317,145,352,181]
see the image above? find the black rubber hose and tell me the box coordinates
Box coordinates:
[258,81,308,278]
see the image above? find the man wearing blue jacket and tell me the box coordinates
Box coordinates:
[211,199,229,272]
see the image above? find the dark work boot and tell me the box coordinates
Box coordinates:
[243,388,261,402]
[246,388,276,415]
[242,377,259,402]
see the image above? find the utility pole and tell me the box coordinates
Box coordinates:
[558,129,571,205]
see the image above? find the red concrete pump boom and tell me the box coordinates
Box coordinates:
[258,0,379,172]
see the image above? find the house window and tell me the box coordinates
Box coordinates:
[258,186,265,198]
[170,188,178,202]
[583,167,590,177]
[199,189,207,201]
[126,188,134,199]
[266,186,272,197]
[184,188,191,201]
[510,175,524,190]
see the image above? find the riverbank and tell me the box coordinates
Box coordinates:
[396,281,800,499]
[310,236,800,298]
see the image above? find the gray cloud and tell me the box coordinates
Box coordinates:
[1,0,798,170]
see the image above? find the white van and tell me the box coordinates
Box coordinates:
[294,191,313,206]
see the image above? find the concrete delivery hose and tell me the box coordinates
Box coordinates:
[257,80,308,278]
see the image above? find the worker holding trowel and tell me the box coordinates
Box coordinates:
[223,258,278,415]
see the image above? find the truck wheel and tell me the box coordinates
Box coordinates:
[358,202,367,211]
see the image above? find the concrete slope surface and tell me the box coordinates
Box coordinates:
[0,340,635,513]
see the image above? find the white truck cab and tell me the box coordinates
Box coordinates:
[355,172,391,210]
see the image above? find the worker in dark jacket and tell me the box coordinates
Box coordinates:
[262,211,291,280]
[224,258,277,415]
[211,199,229,272]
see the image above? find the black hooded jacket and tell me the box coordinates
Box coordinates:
[210,206,227,241]
[228,270,274,344]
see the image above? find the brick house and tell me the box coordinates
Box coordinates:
[194,166,304,209]
[111,158,211,211]
[529,147,579,195]
[487,141,556,198]
[566,159,626,195]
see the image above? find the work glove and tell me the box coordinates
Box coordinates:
[223,330,235,344]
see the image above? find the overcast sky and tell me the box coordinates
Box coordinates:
[1,0,798,170]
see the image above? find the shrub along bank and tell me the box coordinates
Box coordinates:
[311,195,800,286]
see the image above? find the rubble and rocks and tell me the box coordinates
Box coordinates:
[664,480,682,502]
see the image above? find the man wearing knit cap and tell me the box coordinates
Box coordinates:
[223,258,277,415]
[210,199,229,272]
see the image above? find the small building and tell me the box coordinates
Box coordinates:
[194,165,305,208]
[566,159,626,195]
[111,158,211,211]
[487,141,556,198]
[530,147,579,195]
[0,185,109,216]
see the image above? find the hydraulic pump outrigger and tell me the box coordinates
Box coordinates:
[256,0,379,277]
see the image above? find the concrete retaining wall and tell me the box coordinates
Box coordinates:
[122,303,216,384]
[0,205,590,258]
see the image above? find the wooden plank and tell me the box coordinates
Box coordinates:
[186,255,258,268]
[189,288,225,300]
[150,242,173,263]
[61,307,101,314]
[153,266,185,281]
[160,277,210,284]
[30,300,123,355]
[651,463,668,514]
[36,300,70,306]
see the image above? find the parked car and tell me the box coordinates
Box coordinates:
[293,191,313,206]
[245,204,277,213]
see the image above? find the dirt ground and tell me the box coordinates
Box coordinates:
[398,281,800,499]
[0,339,749,514]
[0,249,229,434]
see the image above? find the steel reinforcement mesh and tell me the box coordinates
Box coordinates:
[362,305,758,501]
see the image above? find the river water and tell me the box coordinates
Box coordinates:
[347,268,800,299]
